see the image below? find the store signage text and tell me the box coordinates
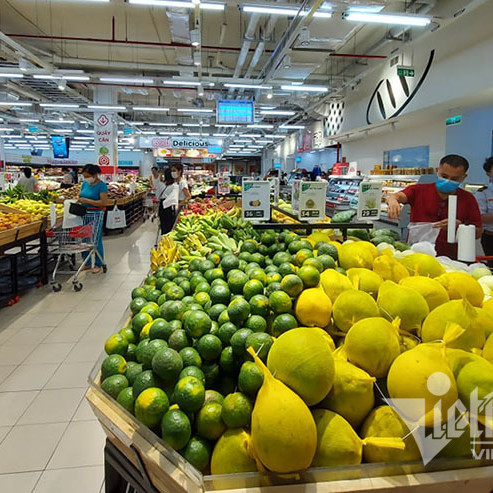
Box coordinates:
[397,66,415,77]
[446,115,462,126]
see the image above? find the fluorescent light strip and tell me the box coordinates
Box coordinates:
[242,5,331,18]
[128,0,224,10]
[348,5,385,13]
[63,75,90,81]
[213,133,228,137]
[260,110,296,116]
[0,101,32,106]
[159,132,183,136]
[280,124,305,129]
[345,12,431,26]
[100,77,154,84]
[76,130,94,134]
[241,134,261,137]
[140,131,156,135]
[177,108,214,113]
[88,105,126,110]
[40,103,79,108]
[247,124,274,129]
[150,123,178,126]
[133,106,169,112]
[163,80,201,86]
[55,129,74,133]
[33,75,62,80]
[224,83,273,90]
[74,136,93,140]
[19,118,40,122]
[45,119,75,123]
[0,73,24,78]
[280,84,328,92]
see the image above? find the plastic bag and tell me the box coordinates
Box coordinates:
[411,241,437,257]
[62,199,84,229]
[407,222,440,245]
[106,206,127,229]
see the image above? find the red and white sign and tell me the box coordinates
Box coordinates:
[94,112,117,177]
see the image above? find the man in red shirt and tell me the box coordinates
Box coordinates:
[387,154,482,259]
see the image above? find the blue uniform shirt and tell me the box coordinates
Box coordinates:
[80,180,108,204]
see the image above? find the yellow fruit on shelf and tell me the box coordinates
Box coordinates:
[435,272,484,307]
[246,346,317,473]
[210,429,258,475]
[399,276,450,311]
[295,287,332,328]
[319,269,352,303]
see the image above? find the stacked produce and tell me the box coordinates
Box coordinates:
[55,183,82,200]
[0,211,33,230]
[180,197,236,216]
[99,217,493,477]
[1,187,64,218]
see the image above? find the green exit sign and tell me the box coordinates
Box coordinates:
[397,66,415,77]
[446,115,462,126]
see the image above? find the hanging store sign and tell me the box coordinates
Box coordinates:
[140,136,221,149]
[94,112,118,173]
[154,148,220,159]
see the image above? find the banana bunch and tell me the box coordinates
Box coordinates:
[207,233,241,254]
[150,235,179,271]
[272,209,300,224]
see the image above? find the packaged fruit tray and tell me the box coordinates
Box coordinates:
[87,313,493,493]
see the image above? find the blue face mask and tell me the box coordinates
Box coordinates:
[435,177,461,194]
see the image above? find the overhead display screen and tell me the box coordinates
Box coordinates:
[217,100,254,124]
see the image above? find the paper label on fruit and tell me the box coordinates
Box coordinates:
[298,182,327,222]
[357,182,382,221]
[242,181,270,221]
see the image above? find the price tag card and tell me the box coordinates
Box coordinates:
[291,180,301,213]
[50,204,57,228]
[242,181,270,221]
[267,177,279,205]
[298,182,327,221]
[357,181,382,221]
[217,176,230,195]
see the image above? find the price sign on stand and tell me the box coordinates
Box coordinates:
[217,176,230,195]
[267,177,279,205]
[357,181,382,221]
[291,180,301,213]
[242,181,270,221]
[298,182,327,221]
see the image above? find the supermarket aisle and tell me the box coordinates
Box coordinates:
[0,220,156,493]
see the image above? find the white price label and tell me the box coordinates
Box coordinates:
[267,177,279,205]
[357,182,382,221]
[298,182,327,221]
[218,176,230,195]
[242,181,270,221]
[291,180,301,213]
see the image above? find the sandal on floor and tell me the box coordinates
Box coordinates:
[92,266,102,274]
[82,265,92,271]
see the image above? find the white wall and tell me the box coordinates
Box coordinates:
[293,148,338,172]
[342,117,446,174]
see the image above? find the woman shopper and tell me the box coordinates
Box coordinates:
[78,164,108,273]
[156,168,179,235]
[171,163,191,207]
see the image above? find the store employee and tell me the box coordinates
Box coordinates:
[387,154,482,259]
[475,157,493,255]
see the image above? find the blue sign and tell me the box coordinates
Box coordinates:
[28,126,39,132]
[274,162,281,169]
[123,128,133,135]
[118,160,136,166]
[217,100,254,124]
[208,146,223,154]
[296,156,302,163]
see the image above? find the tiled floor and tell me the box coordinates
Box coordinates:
[0,220,156,492]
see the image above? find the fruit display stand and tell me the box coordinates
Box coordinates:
[87,353,493,493]
[0,205,49,306]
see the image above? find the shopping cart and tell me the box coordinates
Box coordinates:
[47,209,107,292]
[143,191,158,222]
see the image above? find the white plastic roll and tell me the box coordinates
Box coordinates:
[447,195,457,244]
[457,224,476,262]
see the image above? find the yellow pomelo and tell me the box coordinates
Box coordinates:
[211,429,258,475]
[373,255,409,282]
[360,406,421,463]
[421,300,485,350]
[483,334,493,364]
[295,287,332,328]
[476,307,493,338]
[399,334,420,353]
[320,359,375,428]
[345,317,400,378]
[387,334,459,427]
[338,241,377,270]
[297,327,336,352]
[377,281,429,332]
[436,272,484,307]
[267,327,335,406]
[306,231,331,246]
[311,410,405,468]
[332,289,379,332]
[398,253,445,278]
[399,276,449,311]
[347,268,383,298]
[247,347,317,473]
[446,348,485,378]
[483,298,493,315]
[320,269,352,303]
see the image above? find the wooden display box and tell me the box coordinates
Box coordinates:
[0,204,45,247]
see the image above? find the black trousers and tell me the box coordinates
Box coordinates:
[481,233,493,259]
[159,202,176,235]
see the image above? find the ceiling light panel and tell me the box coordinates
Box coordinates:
[133,106,169,111]
[280,84,328,92]
[242,5,331,18]
[344,12,431,26]
[128,0,224,9]
[100,77,154,84]
[224,83,273,90]
[260,110,296,116]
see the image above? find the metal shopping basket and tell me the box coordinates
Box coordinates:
[47,209,107,292]
[143,191,158,222]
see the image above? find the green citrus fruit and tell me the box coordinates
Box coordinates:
[135,387,169,428]
[221,392,253,428]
